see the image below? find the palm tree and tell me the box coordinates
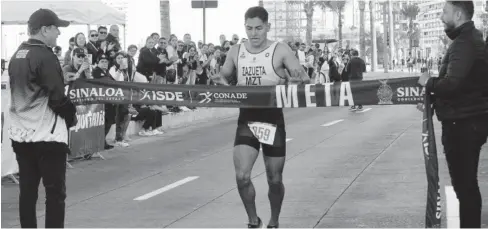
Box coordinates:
[359,0,366,59]
[369,0,377,71]
[287,0,329,45]
[160,0,171,38]
[400,4,420,54]
[324,1,347,49]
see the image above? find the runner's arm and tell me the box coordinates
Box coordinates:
[278,43,310,84]
[209,45,238,86]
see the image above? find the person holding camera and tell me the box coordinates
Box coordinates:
[8,9,76,228]
[62,48,92,83]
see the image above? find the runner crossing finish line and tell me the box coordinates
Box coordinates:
[67,75,441,228]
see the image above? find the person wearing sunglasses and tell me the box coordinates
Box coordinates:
[87,30,100,65]
[62,48,92,84]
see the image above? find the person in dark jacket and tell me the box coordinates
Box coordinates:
[8,8,75,228]
[92,54,115,150]
[418,2,488,227]
[346,49,366,111]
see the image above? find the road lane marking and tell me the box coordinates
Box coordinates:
[445,185,460,228]
[321,119,344,127]
[356,108,372,113]
[134,176,199,201]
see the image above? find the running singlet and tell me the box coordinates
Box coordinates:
[236,41,285,125]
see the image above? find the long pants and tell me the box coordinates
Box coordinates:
[12,141,69,228]
[115,104,130,141]
[442,115,488,228]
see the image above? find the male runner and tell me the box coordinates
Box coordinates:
[210,6,310,228]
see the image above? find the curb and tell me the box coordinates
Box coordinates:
[107,107,239,138]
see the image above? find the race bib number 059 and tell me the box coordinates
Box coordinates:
[248,122,276,146]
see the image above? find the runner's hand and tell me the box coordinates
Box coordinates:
[416,103,425,112]
[287,68,309,85]
[208,68,229,86]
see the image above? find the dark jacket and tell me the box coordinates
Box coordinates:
[8,39,77,143]
[426,21,488,121]
[347,56,366,81]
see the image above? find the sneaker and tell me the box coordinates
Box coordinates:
[267,224,279,228]
[357,105,363,111]
[349,106,357,111]
[139,129,155,136]
[115,141,129,147]
[180,106,191,112]
[248,217,262,228]
[104,144,114,150]
[152,129,164,135]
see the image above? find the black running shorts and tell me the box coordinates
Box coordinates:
[234,121,286,157]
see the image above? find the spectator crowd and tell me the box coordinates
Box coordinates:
[56,26,252,150]
[50,23,377,150]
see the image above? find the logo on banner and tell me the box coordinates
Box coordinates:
[138,89,184,102]
[396,86,424,102]
[377,80,393,105]
[199,92,213,103]
[198,92,248,104]
[69,87,124,102]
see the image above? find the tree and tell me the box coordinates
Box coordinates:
[286,0,330,45]
[324,1,347,49]
[359,0,366,59]
[160,0,171,38]
[400,4,420,54]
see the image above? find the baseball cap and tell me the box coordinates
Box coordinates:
[72,48,86,57]
[28,9,70,30]
[98,54,108,62]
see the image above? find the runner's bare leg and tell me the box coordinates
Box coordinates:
[234,145,260,224]
[264,155,286,227]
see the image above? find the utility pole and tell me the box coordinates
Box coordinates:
[388,0,395,65]
[359,0,366,60]
[369,0,377,72]
[382,1,389,73]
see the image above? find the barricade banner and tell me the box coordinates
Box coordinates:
[422,91,442,228]
[68,104,105,159]
[68,77,425,107]
[1,110,19,177]
[66,76,440,228]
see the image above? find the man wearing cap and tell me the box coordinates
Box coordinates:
[92,54,116,150]
[8,8,75,228]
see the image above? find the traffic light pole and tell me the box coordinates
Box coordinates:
[203,6,206,44]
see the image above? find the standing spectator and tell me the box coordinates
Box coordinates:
[219,34,226,46]
[63,37,75,66]
[92,54,115,149]
[346,49,366,111]
[8,9,75,228]
[53,46,63,65]
[183,33,192,52]
[305,49,315,79]
[231,34,239,45]
[418,1,488,227]
[109,52,132,147]
[86,30,100,64]
[97,26,108,43]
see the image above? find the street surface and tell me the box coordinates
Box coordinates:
[2,72,488,228]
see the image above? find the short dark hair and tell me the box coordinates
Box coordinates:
[245,6,268,23]
[69,37,75,43]
[448,1,474,20]
[98,26,107,32]
[150,32,159,37]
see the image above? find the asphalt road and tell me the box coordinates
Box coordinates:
[2,105,488,228]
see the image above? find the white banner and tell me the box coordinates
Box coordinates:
[1,86,19,177]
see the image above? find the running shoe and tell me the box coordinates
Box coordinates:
[248,217,262,228]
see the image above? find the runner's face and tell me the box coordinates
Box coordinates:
[245,17,269,48]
